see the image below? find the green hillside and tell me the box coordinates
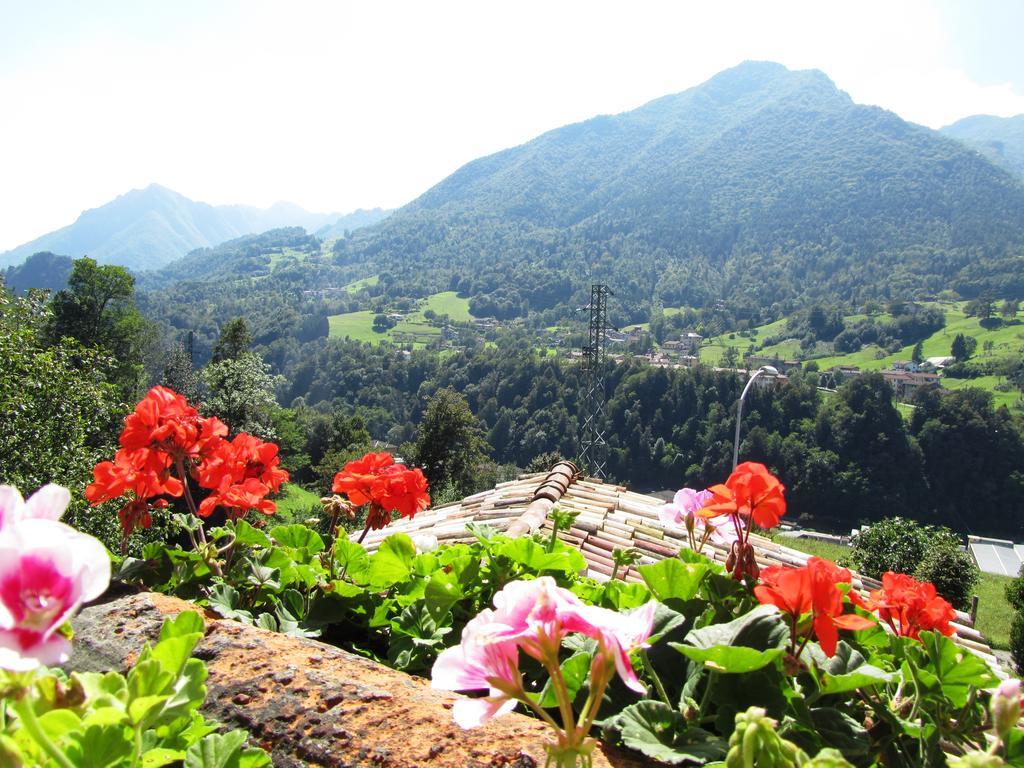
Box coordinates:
[327,291,474,346]
[943,114,1024,180]
[335,61,1024,319]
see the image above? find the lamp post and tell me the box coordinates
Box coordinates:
[732,365,779,470]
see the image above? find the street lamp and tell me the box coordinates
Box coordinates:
[732,365,779,470]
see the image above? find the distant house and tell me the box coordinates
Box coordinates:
[925,356,956,370]
[605,330,628,344]
[891,360,919,373]
[681,331,703,356]
[880,369,940,400]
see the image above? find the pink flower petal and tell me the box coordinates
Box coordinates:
[452,693,518,729]
[23,484,70,522]
[0,629,71,671]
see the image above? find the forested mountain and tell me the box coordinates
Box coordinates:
[335,61,1024,314]
[316,208,392,239]
[3,251,74,294]
[942,114,1024,180]
[0,184,355,272]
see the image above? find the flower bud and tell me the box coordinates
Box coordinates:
[992,678,1022,739]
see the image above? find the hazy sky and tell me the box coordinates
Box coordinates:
[2,0,1023,251]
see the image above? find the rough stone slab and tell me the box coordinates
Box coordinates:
[71,593,644,768]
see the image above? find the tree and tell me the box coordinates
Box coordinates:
[47,257,150,397]
[201,352,283,439]
[411,387,489,497]
[911,340,923,364]
[160,342,201,404]
[950,333,976,362]
[1002,299,1020,320]
[211,317,253,362]
[0,288,124,549]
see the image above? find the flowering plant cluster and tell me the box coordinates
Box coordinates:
[331,451,430,542]
[85,386,288,552]
[0,484,270,767]
[431,577,656,767]
[659,462,785,580]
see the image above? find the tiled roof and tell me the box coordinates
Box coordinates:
[355,462,999,669]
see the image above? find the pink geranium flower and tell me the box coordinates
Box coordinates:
[431,608,523,728]
[659,487,742,545]
[431,577,657,730]
[569,600,658,693]
[0,486,110,671]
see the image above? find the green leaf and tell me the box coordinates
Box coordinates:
[916,630,998,708]
[269,524,325,554]
[537,651,592,708]
[232,520,272,548]
[143,748,187,768]
[424,570,464,619]
[150,635,202,680]
[600,580,652,610]
[206,584,254,623]
[639,557,710,602]
[368,534,417,589]
[683,604,789,652]
[809,707,869,757]
[184,730,248,768]
[498,537,587,574]
[333,539,371,582]
[36,708,82,739]
[613,701,726,764]
[159,611,205,641]
[818,664,893,695]
[67,722,135,767]
[672,644,784,674]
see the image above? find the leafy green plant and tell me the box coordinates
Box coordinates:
[0,611,270,768]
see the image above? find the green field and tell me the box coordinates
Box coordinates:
[272,483,322,526]
[700,317,792,366]
[327,291,473,346]
[342,274,380,293]
[421,291,473,322]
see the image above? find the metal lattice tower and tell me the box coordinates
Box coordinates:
[578,284,612,479]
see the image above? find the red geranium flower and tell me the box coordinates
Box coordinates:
[85,448,183,504]
[198,478,276,521]
[119,386,206,461]
[755,557,875,657]
[332,452,395,506]
[866,572,956,640]
[699,461,787,529]
[372,466,431,521]
[198,433,288,494]
[332,452,432,537]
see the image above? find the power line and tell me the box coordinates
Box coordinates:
[578,284,612,479]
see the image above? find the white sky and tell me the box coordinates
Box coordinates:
[1,0,1023,252]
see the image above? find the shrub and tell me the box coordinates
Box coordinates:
[850,517,976,609]
[1006,566,1024,611]
[912,538,979,611]
[1012,611,1024,675]
[849,517,930,578]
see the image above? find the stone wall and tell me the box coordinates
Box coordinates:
[71,593,643,768]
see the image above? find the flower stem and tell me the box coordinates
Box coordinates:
[640,650,672,708]
[13,696,76,768]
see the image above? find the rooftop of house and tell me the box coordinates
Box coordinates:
[354,461,998,669]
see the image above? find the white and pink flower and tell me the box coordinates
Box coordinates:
[0,485,111,671]
[659,487,743,545]
[431,576,656,729]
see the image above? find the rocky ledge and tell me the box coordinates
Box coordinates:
[71,592,642,768]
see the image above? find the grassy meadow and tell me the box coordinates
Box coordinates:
[327,290,474,346]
